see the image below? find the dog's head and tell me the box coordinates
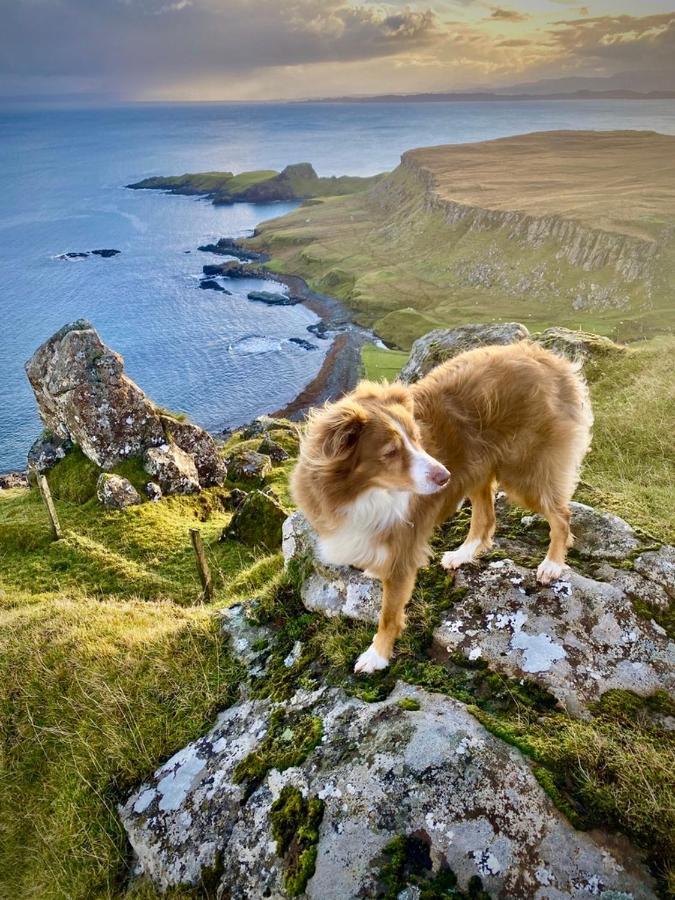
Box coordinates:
[297,381,450,497]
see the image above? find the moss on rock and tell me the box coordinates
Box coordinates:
[270,785,325,897]
[225,490,288,550]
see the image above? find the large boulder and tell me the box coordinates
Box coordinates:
[120,683,656,898]
[25,321,225,490]
[96,473,142,510]
[398,323,529,383]
[284,508,674,717]
[144,444,200,495]
[534,327,625,363]
[225,490,288,550]
[226,449,272,484]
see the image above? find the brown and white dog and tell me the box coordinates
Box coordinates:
[291,342,593,675]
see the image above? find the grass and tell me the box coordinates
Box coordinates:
[1,342,673,895]
[246,135,675,349]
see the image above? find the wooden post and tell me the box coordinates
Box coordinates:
[36,472,62,541]
[190,528,213,602]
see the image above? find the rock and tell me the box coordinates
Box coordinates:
[202,261,248,278]
[240,416,296,440]
[198,278,230,293]
[220,603,271,676]
[226,449,272,483]
[225,491,287,550]
[96,473,142,510]
[223,488,248,511]
[27,430,72,473]
[633,545,675,599]
[90,248,121,258]
[247,290,299,306]
[159,417,226,487]
[25,322,223,492]
[197,238,266,261]
[145,482,162,502]
[282,512,382,623]
[0,471,29,490]
[120,683,656,898]
[144,444,200,495]
[257,436,289,463]
[533,327,625,362]
[398,323,530,383]
[288,337,318,351]
[25,320,165,468]
[520,502,642,561]
[433,557,675,717]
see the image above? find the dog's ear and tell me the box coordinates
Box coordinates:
[319,400,368,460]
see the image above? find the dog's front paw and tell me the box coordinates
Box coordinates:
[354,644,390,675]
[441,540,481,570]
[536,557,565,584]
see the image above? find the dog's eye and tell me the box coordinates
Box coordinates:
[383,444,398,459]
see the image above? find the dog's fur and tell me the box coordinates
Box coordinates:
[291,342,593,674]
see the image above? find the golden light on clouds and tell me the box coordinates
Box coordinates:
[1,0,673,101]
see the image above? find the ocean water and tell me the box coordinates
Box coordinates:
[1,100,674,472]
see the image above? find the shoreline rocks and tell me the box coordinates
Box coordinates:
[56,249,120,260]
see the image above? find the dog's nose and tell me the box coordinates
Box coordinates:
[431,465,450,487]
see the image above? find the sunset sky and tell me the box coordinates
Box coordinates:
[2,0,674,102]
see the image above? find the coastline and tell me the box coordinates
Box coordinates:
[208,240,375,421]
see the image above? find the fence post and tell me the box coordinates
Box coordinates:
[189,528,213,602]
[36,471,62,541]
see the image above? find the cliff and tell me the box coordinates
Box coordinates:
[246,130,675,347]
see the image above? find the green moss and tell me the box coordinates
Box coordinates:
[397,698,421,711]
[270,785,324,897]
[225,490,288,551]
[233,708,323,798]
[376,834,490,899]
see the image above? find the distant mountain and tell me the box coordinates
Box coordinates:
[306,88,675,104]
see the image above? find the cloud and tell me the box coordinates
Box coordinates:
[488,7,529,22]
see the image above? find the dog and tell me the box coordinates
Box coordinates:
[291,342,593,675]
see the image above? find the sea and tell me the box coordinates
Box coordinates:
[1,100,674,472]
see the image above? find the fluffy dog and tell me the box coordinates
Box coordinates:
[291,342,593,674]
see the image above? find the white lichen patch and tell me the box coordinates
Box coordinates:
[511,631,566,673]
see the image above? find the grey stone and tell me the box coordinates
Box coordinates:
[257,435,290,463]
[226,449,272,483]
[96,473,142,510]
[144,444,200,495]
[282,512,382,623]
[120,684,656,898]
[27,430,72,473]
[633,545,675,599]
[432,557,674,716]
[145,481,163,502]
[0,471,29,490]
[398,322,529,383]
[533,327,625,363]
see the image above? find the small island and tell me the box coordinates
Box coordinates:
[127,162,382,205]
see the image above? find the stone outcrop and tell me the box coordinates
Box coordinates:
[144,444,200,495]
[398,322,626,384]
[284,504,674,717]
[225,448,272,483]
[120,682,657,898]
[398,322,529,383]
[0,472,29,490]
[96,473,142,510]
[225,490,288,550]
[25,321,225,491]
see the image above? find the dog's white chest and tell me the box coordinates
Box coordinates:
[318,489,410,571]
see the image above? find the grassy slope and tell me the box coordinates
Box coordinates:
[246,133,675,349]
[0,427,298,899]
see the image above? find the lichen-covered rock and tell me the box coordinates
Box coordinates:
[223,487,248,511]
[398,323,529,383]
[120,684,656,898]
[96,473,142,509]
[225,491,287,550]
[533,327,625,362]
[0,471,29,490]
[241,415,296,440]
[283,512,382,622]
[633,545,675,599]
[226,449,272,483]
[144,444,200,495]
[257,435,289,463]
[159,416,226,487]
[521,502,642,561]
[25,321,165,468]
[27,430,72,473]
[145,481,162,502]
[219,603,271,676]
[433,557,675,717]
[25,322,224,491]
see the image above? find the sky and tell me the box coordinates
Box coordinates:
[1,0,674,102]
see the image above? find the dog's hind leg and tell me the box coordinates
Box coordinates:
[354,566,417,674]
[441,481,496,571]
